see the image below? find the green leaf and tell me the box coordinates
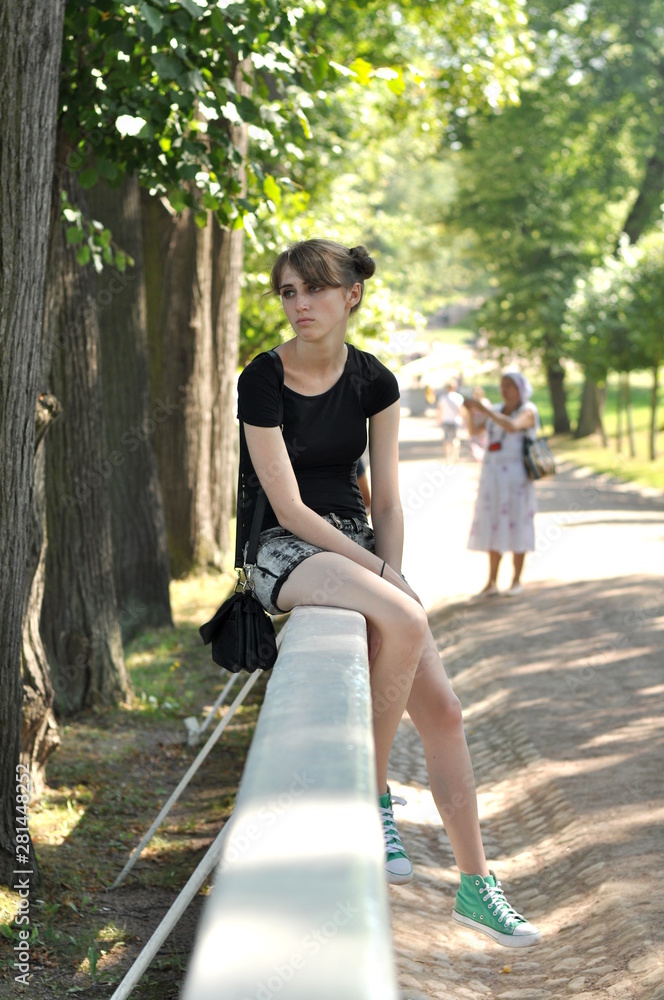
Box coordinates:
[139,1,165,34]
[263,174,281,207]
[95,157,118,182]
[201,191,220,211]
[194,211,208,229]
[114,251,128,272]
[311,54,328,86]
[178,0,205,19]
[78,167,99,189]
[177,163,201,180]
[76,245,92,267]
[65,226,86,246]
[166,187,188,213]
[151,53,185,82]
[349,58,373,86]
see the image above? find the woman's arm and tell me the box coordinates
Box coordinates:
[243,422,386,576]
[465,399,535,433]
[367,401,404,572]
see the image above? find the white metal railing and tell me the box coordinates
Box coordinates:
[109,670,261,891]
[180,606,398,1000]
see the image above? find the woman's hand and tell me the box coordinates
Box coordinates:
[381,563,423,606]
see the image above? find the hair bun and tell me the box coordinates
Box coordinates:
[349,245,376,279]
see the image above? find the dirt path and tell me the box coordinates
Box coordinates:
[388,419,664,1000]
[5,420,661,1000]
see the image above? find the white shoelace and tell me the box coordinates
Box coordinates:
[380,794,407,853]
[479,878,525,928]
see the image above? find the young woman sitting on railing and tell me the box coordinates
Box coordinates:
[236,238,541,948]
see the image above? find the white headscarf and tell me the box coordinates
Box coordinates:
[502,369,533,405]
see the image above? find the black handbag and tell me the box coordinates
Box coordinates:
[199,488,277,673]
[523,434,556,481]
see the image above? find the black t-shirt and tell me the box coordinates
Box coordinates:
[235,344,400,561]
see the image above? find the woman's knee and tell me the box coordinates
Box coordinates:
[412,677,464,732]
[380,600,429,660]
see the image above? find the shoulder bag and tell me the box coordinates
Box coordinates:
[523,433,556,481]
[200,350,284,672]
[199,487,277,673]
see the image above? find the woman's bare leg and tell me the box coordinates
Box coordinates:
[406,629,489,876]
[488,550,501,587]
[512,552,525,586]
[276,552,429,792]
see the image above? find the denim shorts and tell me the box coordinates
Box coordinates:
[245,513,375,615]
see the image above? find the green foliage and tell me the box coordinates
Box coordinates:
[566,227,664,379]
[440,0,664,381]
[61,190,134,273]
[565,246,634,380]
[59,0,320,223]
[625,226,664,368]
[237,0,537,363]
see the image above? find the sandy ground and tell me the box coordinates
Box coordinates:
[5,415,662,1000]
[388,415,664,1000]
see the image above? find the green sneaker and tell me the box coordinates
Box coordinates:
[453,871,542,947]
[379,787,413,884]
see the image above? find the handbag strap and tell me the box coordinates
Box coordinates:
[236,348,283,570]
[245,488,267,568]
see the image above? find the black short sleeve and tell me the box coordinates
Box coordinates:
[347,346,400,417]
[237,351,284,427]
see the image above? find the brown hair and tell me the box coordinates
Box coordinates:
[270,239,376,314]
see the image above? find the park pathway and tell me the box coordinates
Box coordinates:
[388,416,664,1000]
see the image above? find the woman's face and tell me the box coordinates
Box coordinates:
[277,264,360,342]
[500,376,521,408]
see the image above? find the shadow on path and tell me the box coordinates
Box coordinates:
[387,574,664,999]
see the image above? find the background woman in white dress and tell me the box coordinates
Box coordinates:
[464,371,538,597]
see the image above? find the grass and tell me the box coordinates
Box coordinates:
[0,570,268,998]
[419,324,476,348]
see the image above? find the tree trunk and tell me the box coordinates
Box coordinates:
[21,395,62,801]
[41,129,131,716]
[141,61,247,578]
[650,364,660,461]
[85,175,172,641]
[140,207,244,578]
[619,118,664,248]
[616,374,623,453]
[574,378,607,442]
[209,220,244,561]
[623,372,636,458]
[545,362,571,434]
[0,0,65,889]
[141,198,215,577]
